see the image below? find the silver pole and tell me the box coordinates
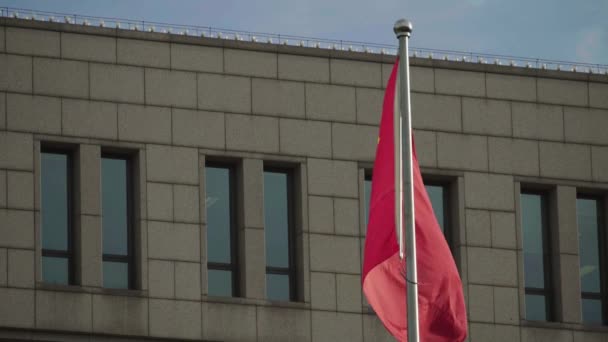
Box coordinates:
[394,18,420,342]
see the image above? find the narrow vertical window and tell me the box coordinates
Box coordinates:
[521,191,553,321]
[101,154,133,289]
[364,172,373,226]
[264,168,295,301]
[425,182,450,242]
[41,149,74,285]
[206,163,238,297]
[577,196,606,324]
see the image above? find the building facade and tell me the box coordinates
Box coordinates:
[1,16,608,342]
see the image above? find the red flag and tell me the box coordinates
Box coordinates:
[362,61,468,341]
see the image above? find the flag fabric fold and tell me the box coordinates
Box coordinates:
[362,60,468,342]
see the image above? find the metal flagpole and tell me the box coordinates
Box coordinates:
[394,19,420,342]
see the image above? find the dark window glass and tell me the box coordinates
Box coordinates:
[264,168,295,301]
[364,173,372,226]
[206,164,238,297]
[41,150,73,285]
[101,155,133,289]
[577,196,606,324]
[425,184,446,233]
[521,192,552,321]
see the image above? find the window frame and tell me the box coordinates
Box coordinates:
[263,166,297,302]
[577,193,607,325]
[520,189,554,322]
[205,161,240,297]
[101,152,136,289]
[40,146,76,285]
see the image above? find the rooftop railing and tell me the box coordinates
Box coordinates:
[2,6,607,75]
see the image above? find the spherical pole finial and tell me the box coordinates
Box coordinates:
[394,18,413,38]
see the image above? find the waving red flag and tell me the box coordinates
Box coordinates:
[362,61,468,341]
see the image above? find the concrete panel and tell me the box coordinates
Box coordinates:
[173,184,200,223]
[538,78,588,106]
[61,33,116,63]
[413,130,437,168]
[464,172,514,211]
[240,159,265,229]
[0,288,34,328]
[252,78,305,118]
[437,133,488,171]
[512,102,564,141]
[79,215,102,287]
[468,247,517,286]
[62,98,117,140]
[148,259,174,298]
[118,104,171,144]
[148,221,200,261]
[90,63,144,103]
[198,73,251,113]
[410,66,435,93]
[202,302,257,342]
[0,27,4,52]
[356,87,383,125]
[92,294,148,336]
[278,54,329,82]
[147,145,199,184]
[488,137,539,176]
[0,132,33,171]
[226,113,279,153]
[592,146,608,183]
[242,228,266,299]
[149,299,201,339]
[175,261,200,300]
[147,182,173,221]
[0,249,5,286]
[7,248,34,288]
[6,94,61,134]
[466,209,491,247]
[33,58,88,98]
[0,54,32,92]
[362,314,394,342]
[225,49,277,77]
[332,123,377,162]
[486,73,536,101]
[589,82,608,109]
[336,273,362,313]
[0,93,4,130]
[470,323,521,342]
[493,286,519,324]
[558,254,582,324]
[573,331,605,342]
[306,83,356,123]
[539,142,591,180]
[555,186,578,255]
[7,171,34,210]
[331,59,382,87]
[256,306,311,342]
[36,290,92,332]
[0,209,34,248]
[311,271,336,310]
[279,118,331,158]
[468,284,494,322]
[334,198,359,236]
[117,38,170,68]
[411,93,462,132]
[172,108,225,149]
[491,212,516,250]
[310,234,360,273]
[521,327,573,342]
[308,158,358,198]
[564,107,608,145]
[462,98,511,136]
[308,196,334,234]
[312,311,363,342]
[145,68,197,108]
[6,27,59,57]
[435,68,485,97]
[171,43,223,72]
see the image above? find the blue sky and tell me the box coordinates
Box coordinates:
[2,0,606,64]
